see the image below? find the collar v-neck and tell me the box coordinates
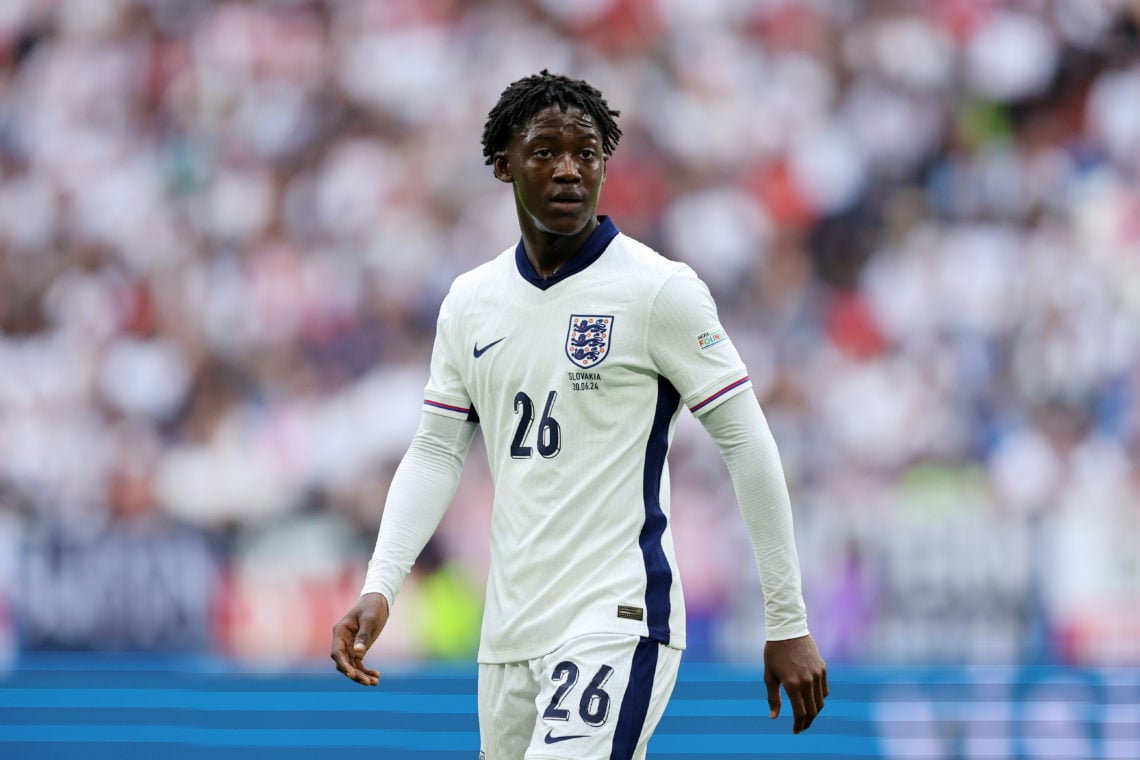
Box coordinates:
[514,216,619,291]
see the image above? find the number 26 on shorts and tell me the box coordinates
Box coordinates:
[542,661,614,727]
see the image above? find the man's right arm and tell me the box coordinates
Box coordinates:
[331,410,476,684]
[361,410,476,603]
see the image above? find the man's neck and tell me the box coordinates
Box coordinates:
[521,216,600,279]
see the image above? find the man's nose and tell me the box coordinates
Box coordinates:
[553,153,580,180]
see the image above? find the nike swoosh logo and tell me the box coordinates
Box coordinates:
[473,337,506,358]
[544,730,588,744]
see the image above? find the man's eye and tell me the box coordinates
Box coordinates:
[534,149,553,158]
[581,150,596,159]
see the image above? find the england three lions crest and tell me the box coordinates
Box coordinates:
[566,315,614,368]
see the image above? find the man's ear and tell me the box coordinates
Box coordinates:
[601,155,608,184]
[493,151,512,183]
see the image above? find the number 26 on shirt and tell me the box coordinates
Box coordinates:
[510,390,560,459]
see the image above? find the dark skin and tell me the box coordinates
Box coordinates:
[331,592,386,687]
[765,635,829,734]
[332,103,828,734]
[492,104,606,278]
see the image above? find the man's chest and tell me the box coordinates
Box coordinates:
[454,289,654,434]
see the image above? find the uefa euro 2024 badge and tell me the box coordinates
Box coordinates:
[565,315,613,368]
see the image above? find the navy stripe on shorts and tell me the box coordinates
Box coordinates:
[609,638,659,760]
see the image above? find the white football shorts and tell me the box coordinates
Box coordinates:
[478,633,681,759]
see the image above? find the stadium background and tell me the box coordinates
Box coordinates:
[0,0,1137,757]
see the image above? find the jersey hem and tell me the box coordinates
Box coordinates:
[647,624,672,645]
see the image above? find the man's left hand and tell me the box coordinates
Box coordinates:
[763,634,828,734]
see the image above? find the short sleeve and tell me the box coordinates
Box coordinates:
[648,266,752,416]
[423,290,477,422]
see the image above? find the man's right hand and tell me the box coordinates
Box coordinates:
[331,592,390,686]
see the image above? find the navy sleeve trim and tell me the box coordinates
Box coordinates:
[690,376,750,413]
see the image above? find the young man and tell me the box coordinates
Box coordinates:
[331,70,827,758]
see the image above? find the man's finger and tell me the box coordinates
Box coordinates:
[800,686,819,733]
[787,682,808,734]
[764,670,781,719]
[354,657,381,684]
[343,642,380,685]
[331,644,357,680]
[813,672,826,715]
[354,617,377,654]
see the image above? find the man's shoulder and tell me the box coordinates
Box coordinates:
[447,246,515,300]
[607,233,688,283]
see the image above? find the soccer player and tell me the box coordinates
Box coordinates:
[331,70,827,758]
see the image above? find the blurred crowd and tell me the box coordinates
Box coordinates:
[0,0,1138,667]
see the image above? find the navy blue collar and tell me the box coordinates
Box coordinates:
[514,216,619,291]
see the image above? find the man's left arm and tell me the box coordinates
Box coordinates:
[699,391,828,734]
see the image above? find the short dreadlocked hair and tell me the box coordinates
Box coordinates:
[481,70,622,165]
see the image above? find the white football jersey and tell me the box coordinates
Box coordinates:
[424,217,752,663]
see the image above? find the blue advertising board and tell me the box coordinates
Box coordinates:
[1,656,1137,759]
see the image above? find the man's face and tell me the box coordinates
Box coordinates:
[493,104,606,238]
